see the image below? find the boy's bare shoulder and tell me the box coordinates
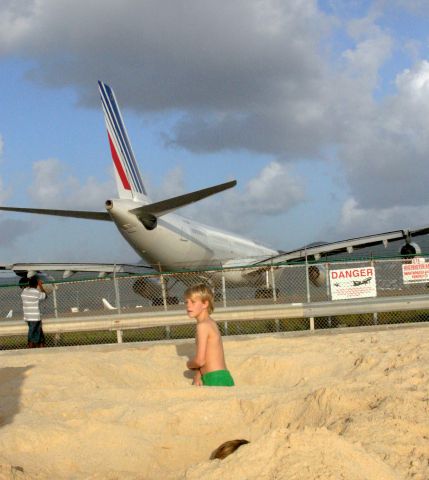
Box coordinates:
[197,318,219,335]
[196,320,211,333]
[208,318,221,336]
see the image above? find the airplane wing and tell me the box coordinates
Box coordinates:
[253,226,429,265]
[0,206,111,221]
[0,263,154,279]
[0,181,237,221]
[129,180,237,218]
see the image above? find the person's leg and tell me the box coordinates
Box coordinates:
[29,321,44,347]
[38,323,46,347]
[27,322,37,348]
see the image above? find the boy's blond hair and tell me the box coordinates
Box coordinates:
[210,439,250,460]
[184,283,214,314]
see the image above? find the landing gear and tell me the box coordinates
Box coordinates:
[151,296,179,306]
[255,288,279,299]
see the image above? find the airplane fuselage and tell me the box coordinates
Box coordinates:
[106,197,278,271]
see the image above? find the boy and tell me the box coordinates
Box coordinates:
[185,284,234,386]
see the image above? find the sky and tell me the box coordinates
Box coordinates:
[1,0,429,265]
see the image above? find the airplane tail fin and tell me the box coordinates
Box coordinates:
[98,81,149,202]
[98,81,238,220]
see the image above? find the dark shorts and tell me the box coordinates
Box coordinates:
[27,321,45,345]
[201,370,235,386]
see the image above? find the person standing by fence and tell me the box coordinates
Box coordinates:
[21,276,48,348]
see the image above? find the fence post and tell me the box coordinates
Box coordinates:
[116,330,123,343]
[270,264,277,303]
[52,285,61,345]
[326,262,332,327]
[305,253,311,303]
[221,273,228,334]
[159,274,170,338]
[305,252,315,331]
[222,272,227,308]
[160,274,168,311]
[371,259,378,325]
[113,266,122,314]
[271,264,280,331]
[52,285,58,318]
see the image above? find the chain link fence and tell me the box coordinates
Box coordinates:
[1,257,429,350]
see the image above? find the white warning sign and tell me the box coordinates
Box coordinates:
[402,258,429,284]
[329,267,377,300]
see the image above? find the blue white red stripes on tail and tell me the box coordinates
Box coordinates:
[98,81,147,201]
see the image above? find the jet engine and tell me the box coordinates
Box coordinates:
[17,272,57,293]
[399,242,421,258]
[138,214,157,231]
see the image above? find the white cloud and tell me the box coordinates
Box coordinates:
[0,157,134,262]
[336,197,429,238]
[28,158,115,208]
[183,162,306,236]
[0,0,36,54]
[156,166,186,201]
[342,31,392,89]
[337,59,429,211]
[243,162,305,215]
[395,60,429,101]
[0,0,335,157]
[145,160,305,225]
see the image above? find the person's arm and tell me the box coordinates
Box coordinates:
[37,280,47,299]
[192,369,202,386]
[187,322,209,370]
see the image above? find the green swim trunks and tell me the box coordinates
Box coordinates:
[201,370,235,387]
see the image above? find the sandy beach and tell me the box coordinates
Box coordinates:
[0,325,428,479]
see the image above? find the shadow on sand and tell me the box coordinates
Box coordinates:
[0,366,33,428]
[175,343,195,380]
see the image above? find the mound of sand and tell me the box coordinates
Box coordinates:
[0,325,428,479]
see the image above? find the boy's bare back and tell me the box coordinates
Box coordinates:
[195,317,227,375]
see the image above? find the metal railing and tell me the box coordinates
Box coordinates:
[1,256,428,350]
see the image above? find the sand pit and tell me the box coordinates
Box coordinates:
[0,325,428,479]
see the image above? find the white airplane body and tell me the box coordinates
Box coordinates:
[1,81,429,296]
[106,198,276,271]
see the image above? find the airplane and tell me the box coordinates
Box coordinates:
[353,277,372,287]
[1,81,429,302]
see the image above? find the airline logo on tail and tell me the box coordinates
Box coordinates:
[98,81,147,200]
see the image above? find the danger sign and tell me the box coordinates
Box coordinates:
[329,267,377,300]
[402,258,429,284]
